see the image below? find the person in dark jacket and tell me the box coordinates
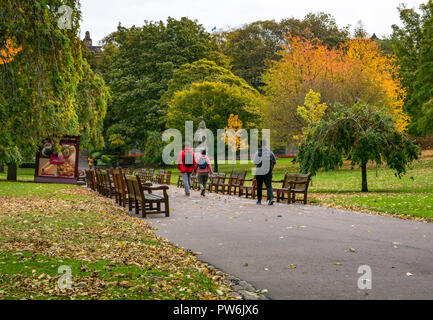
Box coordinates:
[253,140,276,205]
[177,142,196,196]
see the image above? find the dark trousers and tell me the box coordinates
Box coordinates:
[256,173,273,201]
[197,172,209,191]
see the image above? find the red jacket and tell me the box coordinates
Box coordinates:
[177,147,196,173]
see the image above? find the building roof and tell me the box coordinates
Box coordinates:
[83,31,102,54]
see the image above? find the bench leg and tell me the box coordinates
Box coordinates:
[304,193,308,205]
[122,194,127,208]
[165,198,169,217]
[135,199,140,215]
[141,199,147,218]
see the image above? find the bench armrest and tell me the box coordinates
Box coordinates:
[141,182,153,187]
[288,180,308,188]
[143,185,169,192]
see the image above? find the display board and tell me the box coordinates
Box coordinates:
[34,136,80,184]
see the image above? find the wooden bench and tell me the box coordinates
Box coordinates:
[177,173,199,190]
[85,170,96,191]
[160,171,172,185]
[112,168,128,207]
[147,169,155,182]
[238,177,256,198]
[274,173,290,203]
[275,173,312,204]
[219,171,247,195]
[177,174,184,188]
[154,169,165,184]
[191,175,199,190]
[94,169,105,195]
[101,170,116,199]
[124,175,170,218]
[208,173,227,193]
[288,174,312,204]
[238,176,292,200]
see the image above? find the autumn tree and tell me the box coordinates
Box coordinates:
[262,34,409,148]
[222,114,249,167]
[0,0,109,180]
[295,90,328,140]
[297,103,420,192]
[219,13,349,89]
[0,39,22,65]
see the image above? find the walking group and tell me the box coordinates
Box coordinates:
[177,141,277,205]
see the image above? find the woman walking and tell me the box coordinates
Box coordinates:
[194,150,213,197]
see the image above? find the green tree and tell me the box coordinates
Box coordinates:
[392,1,433,135]
[167,81,263,171]
[353,20,369,38]
[99,18,227,153]
[297,103,420,192]
[0,0,109,180]
[161,59,255,107]
[408,1,433,135]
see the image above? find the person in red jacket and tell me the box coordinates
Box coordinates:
[177,142,196,196]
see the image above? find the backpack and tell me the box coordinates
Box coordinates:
[198,157,208,170]
[256,149,276,170]
[184,150,194,168]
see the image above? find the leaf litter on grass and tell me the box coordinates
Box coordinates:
[0,186,237,300]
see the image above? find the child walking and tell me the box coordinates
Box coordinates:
[194,150,213,197]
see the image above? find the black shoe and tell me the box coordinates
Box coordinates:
[256,200,262,205]
[268,199,275,206]
[201,189,205,197]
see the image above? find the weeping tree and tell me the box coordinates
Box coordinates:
[0,0,109,180]
[297,103,420,192]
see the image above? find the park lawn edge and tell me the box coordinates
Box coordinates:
[0,184,239,300]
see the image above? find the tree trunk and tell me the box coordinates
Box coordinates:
[7,164,18,181]
[361,163,368,192]
[0,164,4,173]
[214,156,219,173]
[214,143,219,173]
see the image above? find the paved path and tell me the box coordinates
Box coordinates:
[145,187,433,300]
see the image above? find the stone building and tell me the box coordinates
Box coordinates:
[83,31,102,54]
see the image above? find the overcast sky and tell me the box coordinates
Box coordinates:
[80,0,425,45]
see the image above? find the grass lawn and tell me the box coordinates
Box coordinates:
[0,167,34,182]
[0,182,235,300]
[169,151,433,220]
[2,150,432,221]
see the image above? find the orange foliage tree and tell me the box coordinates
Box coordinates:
[262,34,409,147]
[0,39,22,65]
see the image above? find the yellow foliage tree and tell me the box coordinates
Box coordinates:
[263,34,410,148]
[295,89,328,140]
[0,39,22,65]
[222,114,248,155]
